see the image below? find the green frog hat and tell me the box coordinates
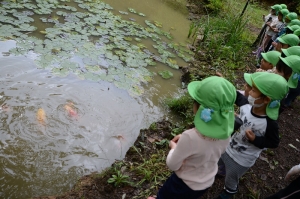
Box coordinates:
[282,46,300,57]
[280,55,300,88]
[261,51,281,66]
[251,72,288,120]
[277,34,300,47]
[188,76,236,140]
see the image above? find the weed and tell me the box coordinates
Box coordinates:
[107,170,131,187]
[165,93,193,114]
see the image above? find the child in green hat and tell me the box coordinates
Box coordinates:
[281,46,300,57]
[279,55,300,107]
[285,12,298,24]
[275,34,300,52]
[289,19,300,26]
[148,76,236,199]
[214,72,288,199]
[256,51,281,72]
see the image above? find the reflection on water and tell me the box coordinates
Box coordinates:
[0,56,162,198]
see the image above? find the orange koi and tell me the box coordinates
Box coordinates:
[64,104,78,118]
[37,108,46,124]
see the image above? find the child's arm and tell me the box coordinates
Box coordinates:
[166,132,193,171]
[249,119,279,149]
[235,91,249,107]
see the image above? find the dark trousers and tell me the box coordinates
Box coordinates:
[157,173,208,199]
[265,176,300,199]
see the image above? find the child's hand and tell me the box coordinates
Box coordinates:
[245,129,255,141]
[271,42,277,47]
[215,72,223,77]
[172,134,181,143]
[169,140,177,149]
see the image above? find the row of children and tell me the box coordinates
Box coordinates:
[254,3,300,68]
[146,7,300,197]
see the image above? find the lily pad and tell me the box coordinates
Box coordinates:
[158,70,173,79]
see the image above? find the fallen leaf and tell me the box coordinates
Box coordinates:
[147,137,155,143]
[259,155,269,163]
[288,143,299,151]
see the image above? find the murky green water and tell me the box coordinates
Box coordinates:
[0,0,191,198]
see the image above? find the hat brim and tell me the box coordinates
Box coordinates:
[281,48,290,57]
[187,81,201,103]
[288,71,299,88]
[244,73,252,86]
[194,106,235,140]
[277,37,287,44]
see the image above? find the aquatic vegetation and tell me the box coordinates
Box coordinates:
[0,0,194,96]
[158,70,173,79]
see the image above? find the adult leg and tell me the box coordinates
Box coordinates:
[265,176,300,199]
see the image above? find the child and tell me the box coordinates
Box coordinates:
[281,46,300,57]
[279,55,300,107]
[214,72,288,199]
[275,34,300,52]
[256,51,281,72]
[265,163,300,198]
[266,9,289,50]
[242,73,252,98]
[148,76,236,199]
[289,19,300,26]
[285,12,298,24]
[262,4,282,50]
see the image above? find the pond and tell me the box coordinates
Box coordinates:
[0,0,192,198]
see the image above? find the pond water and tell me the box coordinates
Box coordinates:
[0,0,191,198]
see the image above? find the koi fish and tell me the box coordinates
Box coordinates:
[37,108,46,124]
[64,103,78,118]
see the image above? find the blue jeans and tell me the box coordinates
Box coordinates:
[157,173,208,199]
[284,80,300,106]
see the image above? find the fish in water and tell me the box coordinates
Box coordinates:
[37,108,46,124]
[64,102,78,118]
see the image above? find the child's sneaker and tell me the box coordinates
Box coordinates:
[217,164,226,177]
[214,189,236,199]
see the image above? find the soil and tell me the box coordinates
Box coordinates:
[33,1,300,199]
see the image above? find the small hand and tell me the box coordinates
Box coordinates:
[216,72,223,77]
[245,129,255,141]
[169,140,177,149]
[285,164,300,181]
[172,134,181,143]
[271,42,277,47]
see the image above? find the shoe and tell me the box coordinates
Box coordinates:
[214,189,236,199]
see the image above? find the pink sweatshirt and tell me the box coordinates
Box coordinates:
[166,128,230,190]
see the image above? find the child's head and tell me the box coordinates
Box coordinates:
[275,59,293,80]
[260,51,281,70]
[294,28,300,37]
[289,19,300,26]
[280,4,287,9]
[188,76,236,139]
[271,4,282,15]
[280,9,289,22]
[276,34,300,52]
[280,55,300,88]
[243,73,252,97]
[285,12,298,24]
[281,46,300,57]
[250,72,288,120]
[286,25,300,33]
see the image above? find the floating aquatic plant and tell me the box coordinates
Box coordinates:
[0,0,194,96]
